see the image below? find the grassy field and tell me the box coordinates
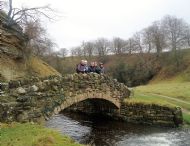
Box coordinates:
[136,82,190,102]
[0,123,83,146]
[129,81,190,124]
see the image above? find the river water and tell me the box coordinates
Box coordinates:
[46,112,190,146]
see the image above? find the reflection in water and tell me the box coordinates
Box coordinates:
[46,112,190,146]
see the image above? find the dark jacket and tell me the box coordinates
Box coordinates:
[95,66,101,74]
[88,66,96,73]
[100,67,105,74]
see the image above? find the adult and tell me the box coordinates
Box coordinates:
[94,61,101,74]
[88,62,95,73]
[99,62,105,74]
[83,60,89,73]
[76,60,86,73]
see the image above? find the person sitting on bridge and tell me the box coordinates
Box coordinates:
[94,61,101,74]
[84,60,89,73]
[88,61,95,73]
[76,60,86,73]
[99,62,105,74]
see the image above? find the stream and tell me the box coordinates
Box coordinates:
[46,112,190,146]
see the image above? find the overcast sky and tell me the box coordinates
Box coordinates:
[13,0,190,50]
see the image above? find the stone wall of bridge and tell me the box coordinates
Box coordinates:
[0,73,183,127]
[62,100,183,127]
[0,73,129,122]
[119,102,183,127]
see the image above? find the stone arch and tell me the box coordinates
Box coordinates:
[51,91,121,116]
[1,74,131,122]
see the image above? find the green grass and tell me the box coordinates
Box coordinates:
[129,91,176,106]
[0,123,83,146]
[130,82,190,124]
[136,82,190,102]
[183,113,190,125]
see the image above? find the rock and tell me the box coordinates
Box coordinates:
[17,112,29,122]
[17,87,26,94]
[16,96,30,102]
[173,107,183,126]
[9,80,21,89]
[52,85,58,91]
[1,83,9,91]
[36,81,45,91]
[113,79,117,83]
[30,85,39,92]
[0,83,9,91]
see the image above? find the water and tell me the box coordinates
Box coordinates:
[46,112,190,146]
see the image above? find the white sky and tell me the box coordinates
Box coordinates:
[12,0,190,50]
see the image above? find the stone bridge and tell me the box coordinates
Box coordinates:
[0,73,183,127]
[0,73,130,122]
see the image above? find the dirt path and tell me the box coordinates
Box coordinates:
[150,93,190,106]
[141,93,190,114]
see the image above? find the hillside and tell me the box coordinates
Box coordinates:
[0,53,60,81]
[148,49,190,83]
[45,48,190,86]
[0,13,60,82]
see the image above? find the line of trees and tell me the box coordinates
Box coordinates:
[70,15,190,60]
[67,15,190,86]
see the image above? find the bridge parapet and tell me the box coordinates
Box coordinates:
[6,73,130,99]
[0,73,130,122]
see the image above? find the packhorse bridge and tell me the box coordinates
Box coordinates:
[0,74,129,121]
[0,73,183,127]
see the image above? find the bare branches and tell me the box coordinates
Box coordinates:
[0,0,7,11]
[24,20,56,56]
[161,15,189,51]
[111,37,127,54]
[7,0,12,17]
[0,1,3,10]
[10,6,54,26]
[94,38,110,56]
[6,0,56,27]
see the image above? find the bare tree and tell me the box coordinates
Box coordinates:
[142,27,153,53]
[82,41,95,57]
[132,32,144,53]
[111,37,126,54]
[150,22,166,56]
[24,20,56,56]
[6,0,55,27]
[24,20,45,40]
[58,48,68,58]
[70,47,76,57]
[94,38,110,56]
[70,46,83,57]
[161,15,188,51]
[0,1,3,10]
[161,15,189,66]
[125,38,136,54]
[185,25,190,47]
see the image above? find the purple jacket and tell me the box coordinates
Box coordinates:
[76,64,86,73]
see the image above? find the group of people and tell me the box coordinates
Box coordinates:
[76,60,105,74]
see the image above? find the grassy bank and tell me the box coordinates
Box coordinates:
[0,53,60,82]
[129,82,190,124]
[0,123,83,146]
[136,82,190,102]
